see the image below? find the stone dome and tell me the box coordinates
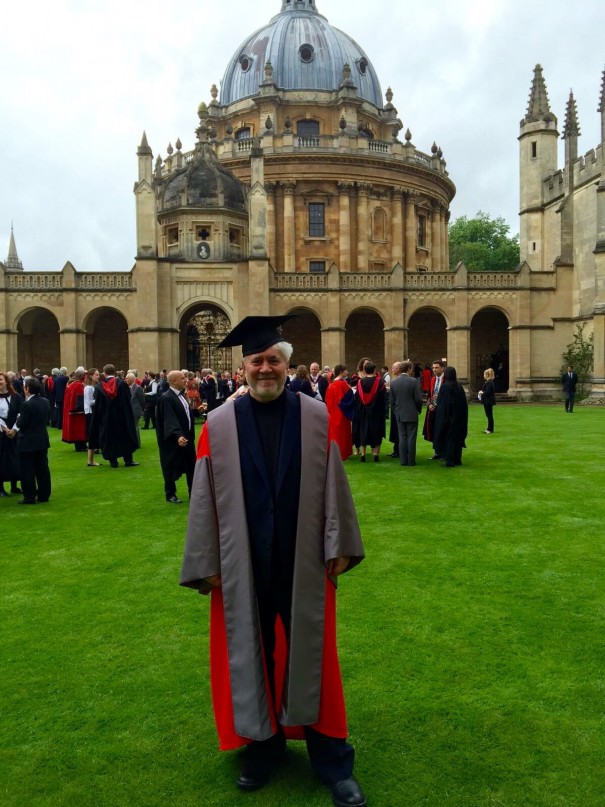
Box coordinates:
[220,0,383,107]
[162,143,246,212]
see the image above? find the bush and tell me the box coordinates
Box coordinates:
[561,323,594,400]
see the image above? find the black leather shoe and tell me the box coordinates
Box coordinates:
[0,490,8,498]
[19,499,36,505]
[124,462,140,467]
[11,486,22,494]
[388,452,399,458]
[236,766,272,792]
[110,461,119,468]
[166,495,183,504]
[331,777,367,807]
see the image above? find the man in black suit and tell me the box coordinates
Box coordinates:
[53,367,70,429]
[562,365,579,412]
[6,377,51,504]
[156,370,196,503]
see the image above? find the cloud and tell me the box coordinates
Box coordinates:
[1,0,603,268]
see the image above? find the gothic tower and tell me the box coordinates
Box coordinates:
[519,65,559,270]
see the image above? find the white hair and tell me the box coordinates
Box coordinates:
[274,341,294,362]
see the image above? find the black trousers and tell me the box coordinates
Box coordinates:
[483,404,494,432]
[143,400,157,428]
[163,462,194,500]
[20,449,51,502]
[254,583,355,785]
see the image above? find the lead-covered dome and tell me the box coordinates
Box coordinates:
[161,143,246,212]
[221,0,382,107]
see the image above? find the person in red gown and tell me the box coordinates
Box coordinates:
[62,368,88,452]
[324,364,354,460]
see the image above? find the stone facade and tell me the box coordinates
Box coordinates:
[1,5,605,398]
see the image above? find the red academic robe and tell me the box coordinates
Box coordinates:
[196,422,349,751]
[62,381,87,443]
[324,379,353,461]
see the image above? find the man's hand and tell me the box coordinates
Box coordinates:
[326,556,350,577]
[177,436,188,447]
[5,428,16,439]
[204,574,222,588]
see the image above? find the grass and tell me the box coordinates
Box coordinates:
[1,404,604,806]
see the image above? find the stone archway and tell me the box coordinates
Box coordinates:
[179,305,232,372]
[470,307,510,393]
[85,308,129,370]
[345,308,385,370]
[281,308,322,367]
[17,308,60,373]
[407,307,447,368]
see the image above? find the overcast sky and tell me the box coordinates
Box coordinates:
[1,0,603,271]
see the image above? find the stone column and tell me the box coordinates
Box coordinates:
[356,183,370,271]
[338,182,352,271]
[265,182,277,267]
[282,181,296,272]
[391,188,403,267]
[431,204,441,271]
[404,192,416,272]
[443,209,450,270]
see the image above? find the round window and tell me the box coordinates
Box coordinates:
[239,55,251,72]
[299,44,314,63]
[359,58,368,76]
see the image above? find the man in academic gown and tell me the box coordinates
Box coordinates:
[88,364,139,468]
[156,370,196,503]
[180,316,367,807]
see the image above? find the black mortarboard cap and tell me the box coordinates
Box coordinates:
[218,315,295,356]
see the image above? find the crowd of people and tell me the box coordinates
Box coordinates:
[0,354,492,506]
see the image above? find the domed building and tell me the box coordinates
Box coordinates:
[2,2,605,399]
[133,0,456,372]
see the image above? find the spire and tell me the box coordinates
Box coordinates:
[523,64,555,125]
[137,130,152,156]
[5,223,24,271]
[562,91,580,139]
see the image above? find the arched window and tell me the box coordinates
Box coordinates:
[372,207,386,241]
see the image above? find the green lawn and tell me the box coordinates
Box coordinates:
[2,404,604,807]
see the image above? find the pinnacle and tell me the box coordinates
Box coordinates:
[524,64,554,124]
[598,67,605,114]
[563,91,580,139]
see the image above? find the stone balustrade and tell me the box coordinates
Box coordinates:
[271,269,519,291]
[76,274,134,289]
[161,136,445,178]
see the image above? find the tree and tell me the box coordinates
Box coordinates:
[449,211,520,271]
[561,324,594,401]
